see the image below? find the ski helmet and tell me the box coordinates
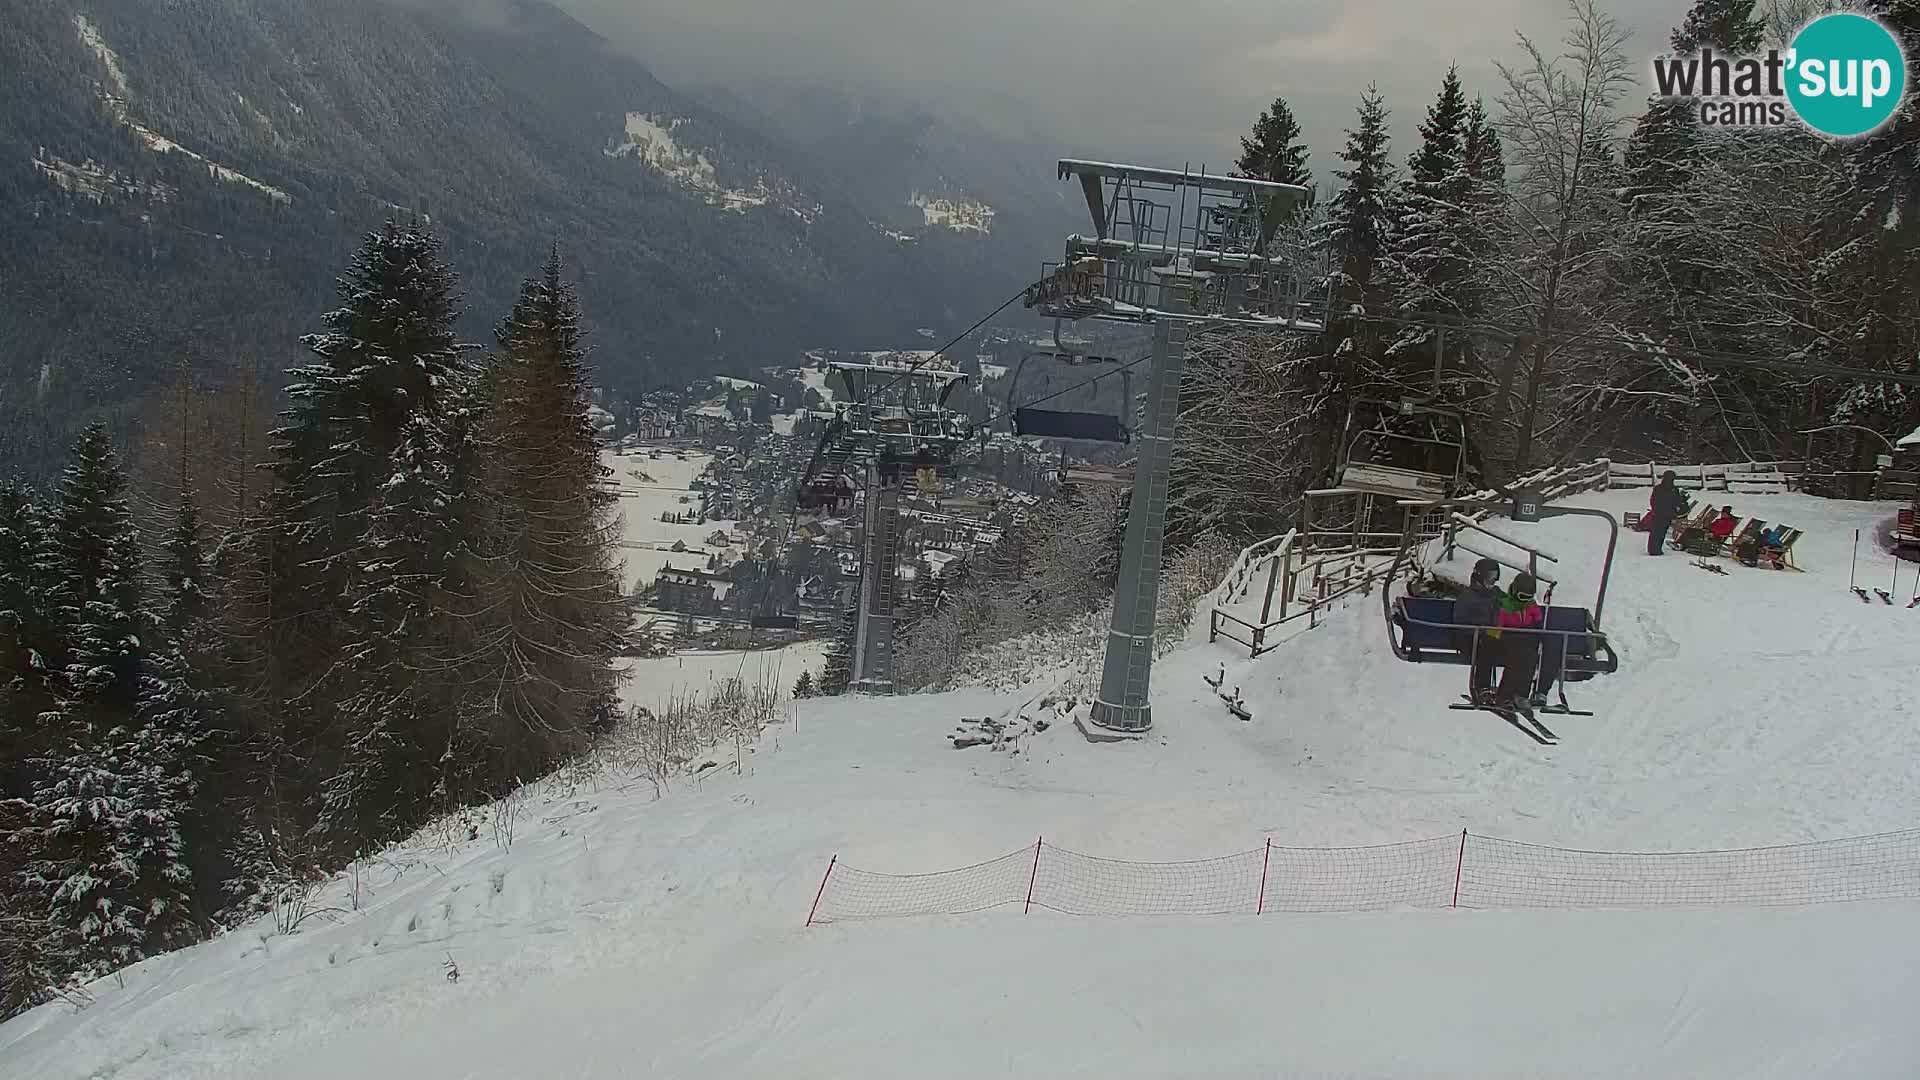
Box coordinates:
[1471,557,1500,586]
[1510,572,1537,601]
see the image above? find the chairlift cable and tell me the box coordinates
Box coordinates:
[977,349,1155,436]
[870,283,1039,399]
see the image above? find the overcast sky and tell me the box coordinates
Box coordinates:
[558,0,1692,182]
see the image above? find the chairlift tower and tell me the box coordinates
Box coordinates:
[795,358,973,693]
[1026,159,1325,736]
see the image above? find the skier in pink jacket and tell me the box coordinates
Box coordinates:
[1490,573,1544,709]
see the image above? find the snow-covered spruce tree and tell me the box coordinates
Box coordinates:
[0,482,64,1015]
[267,221,464,621]
[316,413,455,853]
[159,475,208,636]
[0,482,58,800]
[1675,0,1764,54]
[467,250,627,788]
[24,717,198,976]
[1299,85,1402,468]
[1322,85,1399,328]
[149,469,239,923]
[263,220,465,853]
[0,796,62,1021]
[41,424,147,736]
[1385,66,1475,385]
[26,423,196,977]
[791,670,814,699]
[1237,96,1314,217]
[817,605,856,696]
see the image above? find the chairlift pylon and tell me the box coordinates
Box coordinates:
[1333,396,1468,500]
[1005,319,1134,444]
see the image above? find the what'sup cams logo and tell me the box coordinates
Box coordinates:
[1651,12,1908,137]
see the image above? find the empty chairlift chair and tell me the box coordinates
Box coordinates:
[1004,321,1136,445]
[1334,398,1468,501]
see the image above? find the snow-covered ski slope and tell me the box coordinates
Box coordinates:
[6,490,1920,1079]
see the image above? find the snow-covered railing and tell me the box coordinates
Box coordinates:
[1211,531,1296,609]
[1206,458,1615,658]
[1606,459,1805,494]
[1210,541,1404,655]
[1450,457,1613,509]
[805,825,1920,923]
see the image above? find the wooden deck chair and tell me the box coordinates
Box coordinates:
[1763,527,1804,571]
[1897,509,1920,550]
[1675,509,1734,552]
[1724,519,1767,564]
[1667,503,1720,548]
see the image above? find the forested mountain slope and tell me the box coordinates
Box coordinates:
[0,0,1030,476]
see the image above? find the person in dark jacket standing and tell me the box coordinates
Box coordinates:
[1457,558,1502,705]
[1646,471,1685,555]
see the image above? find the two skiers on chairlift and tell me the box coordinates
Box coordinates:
[1461,558,1546,710]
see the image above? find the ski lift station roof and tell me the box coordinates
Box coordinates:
[1056,158,1312,200]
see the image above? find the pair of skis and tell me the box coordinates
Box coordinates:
[1854,587,1902,605]
[1451,695,1558,745]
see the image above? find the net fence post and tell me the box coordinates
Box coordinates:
[1452,829,1467,909]
[805,854,838,927]
[1257,838,1272,914]
[1025,837,1043,914]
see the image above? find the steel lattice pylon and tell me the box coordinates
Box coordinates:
[1027,160,1326,736]
[795,358,974,694]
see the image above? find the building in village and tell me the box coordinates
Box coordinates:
[652,562,732,615]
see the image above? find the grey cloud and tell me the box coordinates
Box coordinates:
[557,0,1694,180]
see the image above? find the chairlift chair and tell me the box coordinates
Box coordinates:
[1334,397,1468,501]
[794,474,856,520]
[1381,496,1621,719]
[1005,319,1135,444]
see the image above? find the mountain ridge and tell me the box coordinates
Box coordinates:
[0,0,1036,475]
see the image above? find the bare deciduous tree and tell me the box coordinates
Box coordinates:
[1484,0,1637,471]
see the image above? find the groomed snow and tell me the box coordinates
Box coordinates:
[605,449,737,595]
[619,642,827,713]
[6,488,1920,1078]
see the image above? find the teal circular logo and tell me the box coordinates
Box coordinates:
[1786,13,1907,137]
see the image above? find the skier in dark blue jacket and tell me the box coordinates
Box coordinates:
[1457,558,1502,705]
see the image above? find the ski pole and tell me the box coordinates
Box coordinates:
[1850,529,1859,592]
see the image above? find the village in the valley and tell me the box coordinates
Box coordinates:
[591,333,1121,677]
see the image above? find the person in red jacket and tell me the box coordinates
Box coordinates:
[1491,573,1545,708]
[1708,506,1738,540]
